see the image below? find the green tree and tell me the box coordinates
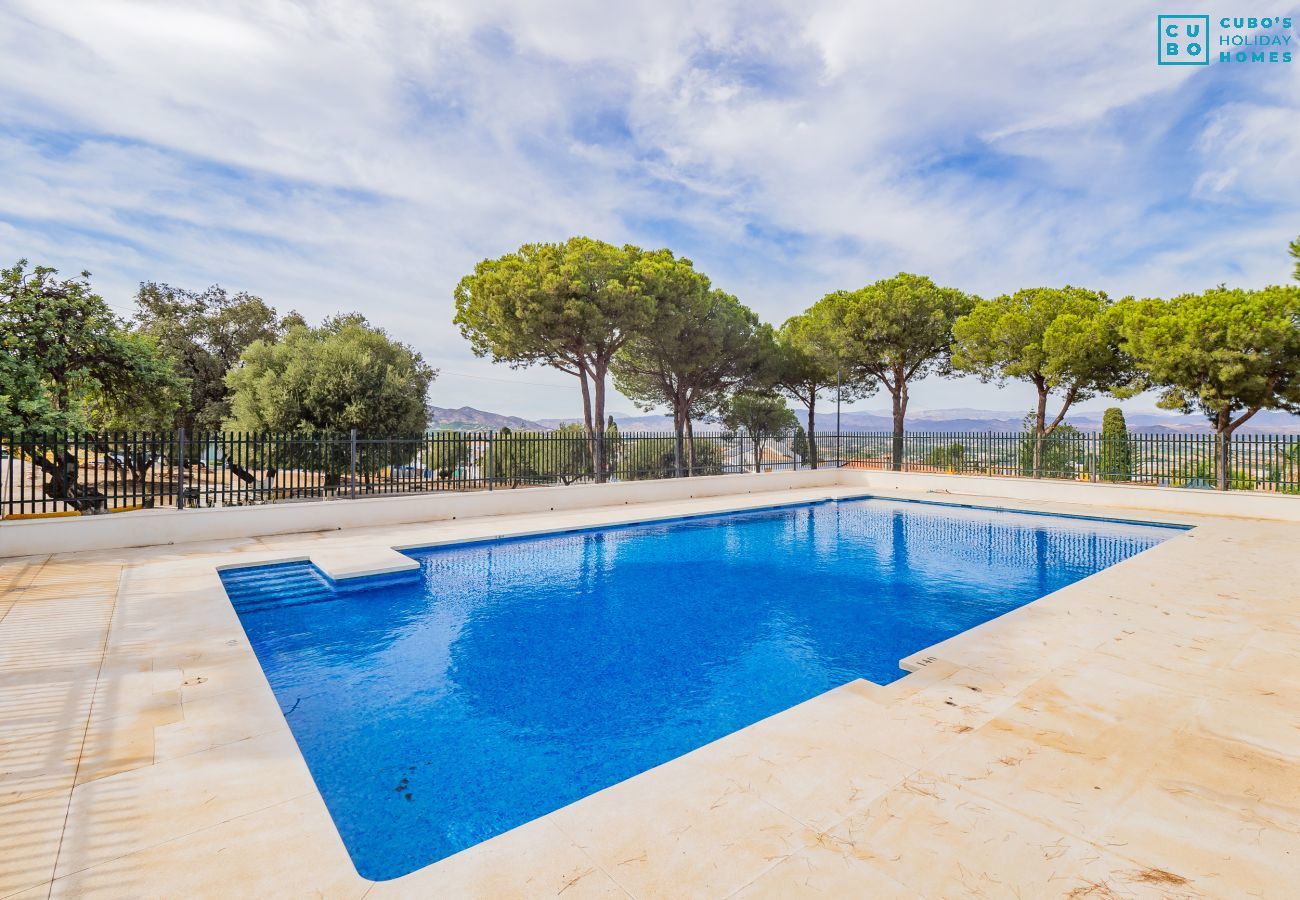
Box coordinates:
[0,261,180,509]
[427,432,471,480]
[455,237,658,483]
[952,286,1129,478]
[1018,419,1085,479]
[1118,285,1300,490]
[771,310,874,469]
[225,314,436,489]
[530,423,593,485]
[619,435,723,480]
[924,442,966,470]
[133,282,290,431]
[604,415,620,476]
[720,391,798,474]
[812,273,972,471]
[0,260,179,432]
[1098,407,1132,482]
[792,424,809,465]
[612,255,766,478]
[1289,235,1300,282]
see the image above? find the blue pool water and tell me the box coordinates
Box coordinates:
[220,498,1179,880]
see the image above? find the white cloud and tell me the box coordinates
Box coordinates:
[1,0,1297,417]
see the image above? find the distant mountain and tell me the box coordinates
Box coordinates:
[432,405,1300,435]
[426,405,549,431]
[804,407,1300,435]
[536,413,680,431]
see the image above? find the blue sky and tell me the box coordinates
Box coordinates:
[2,2,1298,420]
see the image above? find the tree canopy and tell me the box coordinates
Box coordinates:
[454,237,658,481]
[0,260,179,433]
[719,391,798,474]
[770,311,874,469]
[952,286,1128,477]
[133,281,293,431]
[226,313,436,434]
[612,255,766,476]
[812,273,971,470]
[1118,284,1300,488]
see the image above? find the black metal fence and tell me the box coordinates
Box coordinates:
[836,431,1300,492]
[0,429,803,518]
[2,428,1298,519]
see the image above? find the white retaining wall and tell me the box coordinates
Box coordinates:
[1,469,840,558]
[841,469,1300,522]
[5,466,1300,559]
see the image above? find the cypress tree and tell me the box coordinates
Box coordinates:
[1099,407,1132,482]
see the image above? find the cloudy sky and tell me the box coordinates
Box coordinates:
[2,2,1298,420]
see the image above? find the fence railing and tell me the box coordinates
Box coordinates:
[832,431,1300,493]
[2,428,1298,518]
[0,429,804,518]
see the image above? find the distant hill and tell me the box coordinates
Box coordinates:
[426,405,549,431]
[431,405,1300,435]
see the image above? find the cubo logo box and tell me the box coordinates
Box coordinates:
[1158,15,1211,65]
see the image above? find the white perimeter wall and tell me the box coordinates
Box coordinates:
[1,469,840,558]
[839,469,1300,523]
[4,467,1299,559]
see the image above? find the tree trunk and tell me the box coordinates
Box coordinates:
[592,364,607,484]
[1033,384,1048,479]
[890,377,908,472]
[1215,409,1231,492]
[577,367,597,476]
[685,417,697,475]
[672,406,685,479]
[807,400,818,470]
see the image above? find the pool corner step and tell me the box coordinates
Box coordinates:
[309,546,419,584]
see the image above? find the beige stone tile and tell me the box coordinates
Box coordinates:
[0,786,68,897]
[715,687,918,832]
[152,677,288,761]
[1089,725,1300,897]
[0,666,98,743]
[730,841,915,899]
[55,729,316,878]
[548,754,807,899]
[0,720,81,806]
[45,795,370,900]
[0,595,114,674]
[375,817,628,899]
[822,772,1204,898]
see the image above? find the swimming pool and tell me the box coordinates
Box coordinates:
[220,497,1179,880]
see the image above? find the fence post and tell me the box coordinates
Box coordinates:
[349,428,358,500]
[176,427,186,509]
[487,431,495,491]
[1090,433,1098,483]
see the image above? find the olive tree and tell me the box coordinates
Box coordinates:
[952,286,1129,478]
[454,237,657,482]
[0,260,179,510]
[1118,284,1300,490]
[133,282,292,432]
[225,314,436,489]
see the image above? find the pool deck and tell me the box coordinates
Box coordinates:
[2,486,1298,897]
